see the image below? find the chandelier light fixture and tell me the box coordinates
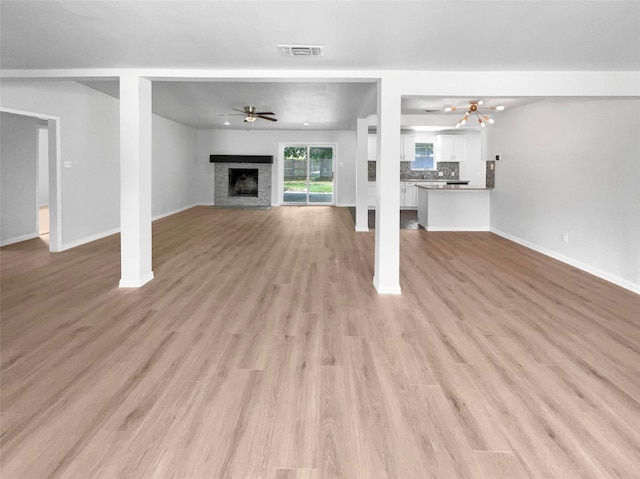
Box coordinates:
[444,100,505,128]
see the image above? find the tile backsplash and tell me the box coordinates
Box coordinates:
[485,160,496,188]
[368,161,459,181]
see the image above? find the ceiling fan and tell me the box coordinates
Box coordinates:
[222,105,278,123]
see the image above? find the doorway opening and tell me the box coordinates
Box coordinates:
[1,107,61,252]
[281,144,335,205]
[37,125,50,237]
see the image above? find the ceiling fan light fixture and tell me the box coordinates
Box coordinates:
[446,100,502,127]
[244,116,257,123]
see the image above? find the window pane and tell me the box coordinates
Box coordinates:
[412,142,434,170]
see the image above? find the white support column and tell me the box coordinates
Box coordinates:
[373,79,402,294]
[119,75,154,288]
[355,117,369,232]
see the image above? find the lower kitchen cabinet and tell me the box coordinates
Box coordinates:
[400,181,417,209]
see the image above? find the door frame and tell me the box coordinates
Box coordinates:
[1,107,62,252]
[278,142,337,206]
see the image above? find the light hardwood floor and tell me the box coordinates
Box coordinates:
[1,205,639,479]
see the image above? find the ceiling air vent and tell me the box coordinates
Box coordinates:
[277,45,323,57]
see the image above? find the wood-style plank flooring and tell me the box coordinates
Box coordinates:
[1,205,639,478]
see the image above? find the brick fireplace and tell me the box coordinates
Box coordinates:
[211,155,272,208]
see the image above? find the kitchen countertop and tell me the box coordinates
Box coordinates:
[416,184,493,191]
[400,179,448,182]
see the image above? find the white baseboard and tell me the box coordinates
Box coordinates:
[60,204,203,251]
[427,226,490,232]
[61,227,121,251]
[1,232,39,247]
[355,225,370,232]
[152,203,200,221]
[491,227,640,295]
[119,271,154,288]
[373,276,402,295]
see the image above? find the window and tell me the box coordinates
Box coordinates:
[411,142,435,170]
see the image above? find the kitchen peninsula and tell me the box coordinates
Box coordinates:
[416,184,493,231]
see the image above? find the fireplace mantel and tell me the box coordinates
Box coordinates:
[210,155,273,164]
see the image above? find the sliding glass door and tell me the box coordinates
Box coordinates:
[282,145,334,205]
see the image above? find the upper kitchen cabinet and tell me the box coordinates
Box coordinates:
[367,134,415,162]
[367,134,377,161]
[435,135,466,162]
[400,135,415,162]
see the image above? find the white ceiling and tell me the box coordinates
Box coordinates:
[79,80,378,130]
[2,1,639,130]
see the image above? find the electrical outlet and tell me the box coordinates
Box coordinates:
[438,171,443,177]
[562,233,569,243]
[64,161,72,168]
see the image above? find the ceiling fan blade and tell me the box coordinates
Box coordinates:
[256,111,275,116]
[232,108,247,113]
[257,115,278,122]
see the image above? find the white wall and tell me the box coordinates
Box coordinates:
[1,112,39,245]
[1,80,120,248]
[1,80,200,249]
[196,129,357,206]
[488,98,640,292]
[152,115,198,218]
[37,126,49,206]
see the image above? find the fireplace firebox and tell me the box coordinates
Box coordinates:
[228,168,259,197]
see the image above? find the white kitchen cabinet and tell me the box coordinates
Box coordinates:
[369,181,416,209]
[400,181,417,209]
[435,135,466,162]
[367,134,377,161]
[367,182,376,208]
[400,135,415,162]
[367,134,415,162]
[417,187,491,231]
